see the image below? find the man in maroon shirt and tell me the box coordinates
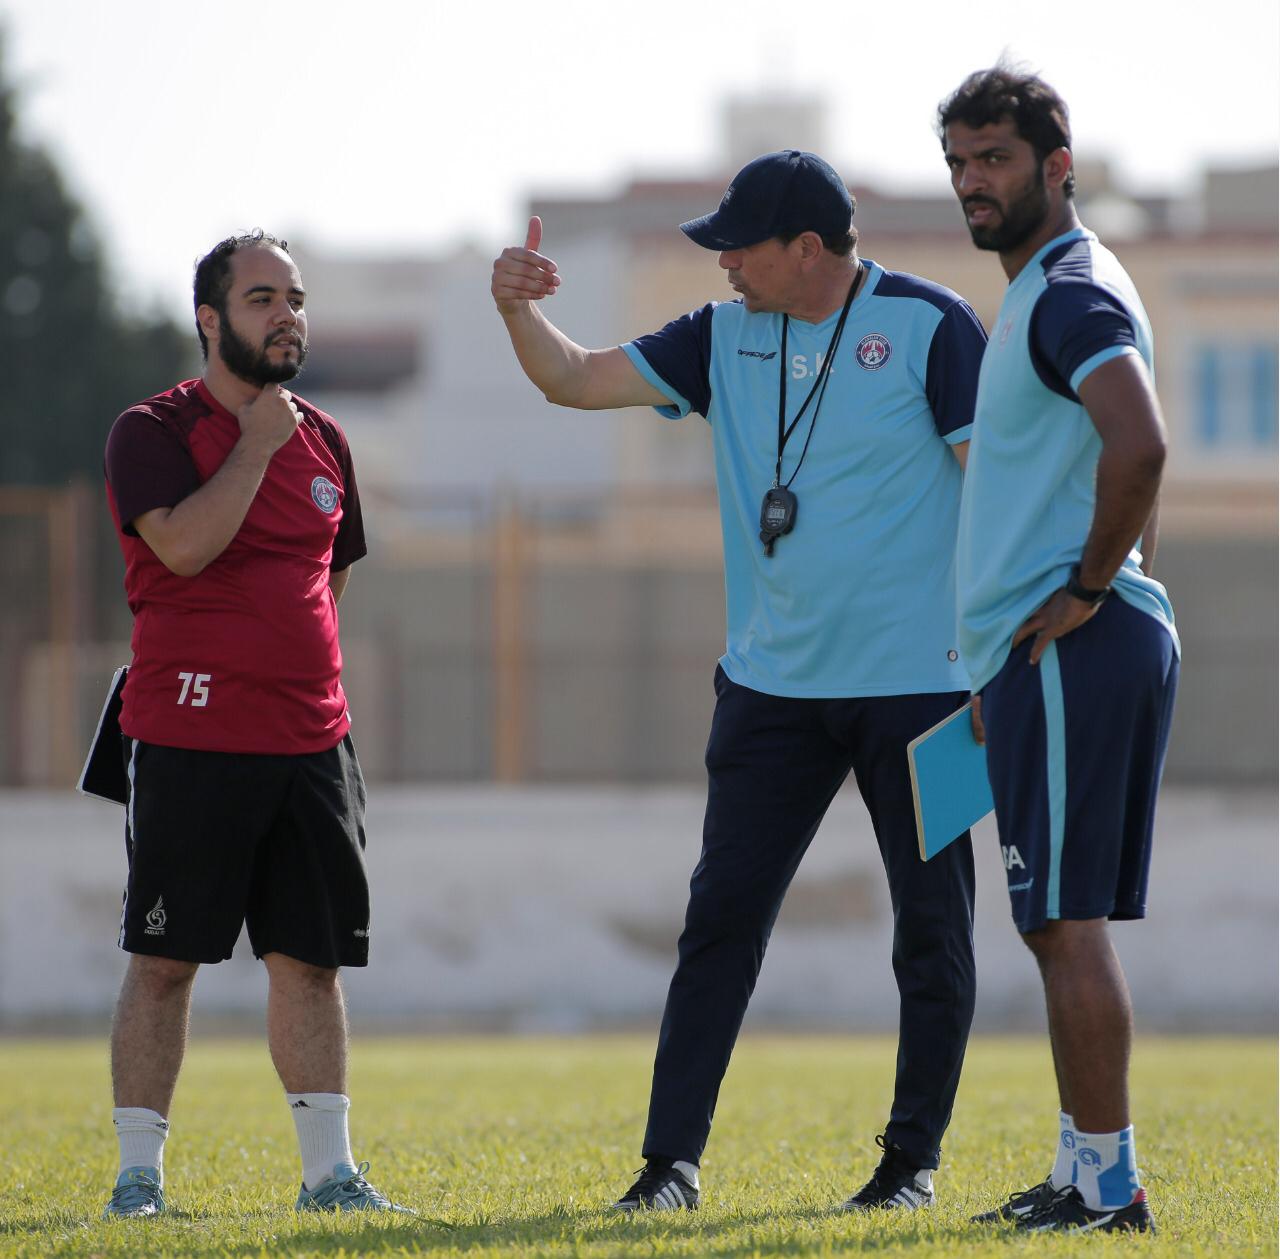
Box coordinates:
[101,232,410,1218]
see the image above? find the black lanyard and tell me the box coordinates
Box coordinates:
[773,264,864,488]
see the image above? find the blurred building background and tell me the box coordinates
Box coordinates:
[4,96,1276,788]
[1,85,1275,1034]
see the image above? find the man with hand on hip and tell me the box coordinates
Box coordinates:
[492,151,987,1212]
[940,66,1178,1234]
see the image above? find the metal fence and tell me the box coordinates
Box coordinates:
[3,482,1276,787]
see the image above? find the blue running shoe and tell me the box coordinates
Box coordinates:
[102,1166,165,1218]
[295,1161,414,1213]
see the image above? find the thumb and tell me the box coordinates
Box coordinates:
[1029,628,1049,666]
[524,215,542,253]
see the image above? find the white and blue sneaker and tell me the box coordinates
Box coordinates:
[102,1166,165,1218]
[295,1161,415,1213]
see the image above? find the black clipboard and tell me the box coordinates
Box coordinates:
[77,666,129,805]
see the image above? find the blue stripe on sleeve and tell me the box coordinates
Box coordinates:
[925,301,987,438]
[621,343,690,418]
[623,302,717,418]
[1069,344,1141,395]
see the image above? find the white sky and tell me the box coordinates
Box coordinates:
[3,0,1277,319]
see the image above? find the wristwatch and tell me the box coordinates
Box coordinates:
[1065,563,1111,606]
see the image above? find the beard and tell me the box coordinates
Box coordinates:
[217,310,307,386]
[964,167,1051,252]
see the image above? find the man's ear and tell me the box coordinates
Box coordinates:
[196,303,219,345]
[1044,146,1073,193]
[797,230,825,263]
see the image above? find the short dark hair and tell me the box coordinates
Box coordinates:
[775,225,859,256]
[192,230,290,358]
[937,65,1075,198]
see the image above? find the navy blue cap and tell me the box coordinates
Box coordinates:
[680,150,854,251]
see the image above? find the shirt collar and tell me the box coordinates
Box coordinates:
[1014,227,1095,288]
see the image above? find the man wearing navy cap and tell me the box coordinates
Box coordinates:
[492,151,987,1212]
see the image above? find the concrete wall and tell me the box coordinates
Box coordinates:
[1,785,1273,1033]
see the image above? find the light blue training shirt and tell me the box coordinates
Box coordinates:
[957,228,1179,693]
[622,260,986,698]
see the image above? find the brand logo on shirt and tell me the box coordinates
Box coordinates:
[737,348,777,361]
[311,476,340,514]
[855,332,892,369]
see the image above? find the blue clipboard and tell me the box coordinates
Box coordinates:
[907,701,994,860]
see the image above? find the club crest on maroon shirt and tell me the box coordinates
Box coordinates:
[311,476,340,513]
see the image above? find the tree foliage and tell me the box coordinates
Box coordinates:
[0,34,195,485]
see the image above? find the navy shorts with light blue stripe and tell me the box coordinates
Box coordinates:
[980,595,1179,933]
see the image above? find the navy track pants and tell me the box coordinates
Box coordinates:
[641,666,977,1170]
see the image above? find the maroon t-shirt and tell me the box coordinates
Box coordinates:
[104,378,366,755]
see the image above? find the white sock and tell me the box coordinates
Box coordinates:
[1073,1126,1141,1211]
[287,1092,354,1191]
[1049,1111,1075,1189]
[112,1107,169,1180]
[672,1159,699,1189]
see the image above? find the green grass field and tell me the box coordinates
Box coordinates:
[0,1035,1273,1257]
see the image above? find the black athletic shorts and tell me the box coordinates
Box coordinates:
[117,733,370,968]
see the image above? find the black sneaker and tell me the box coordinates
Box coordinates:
[1024,1184,1155,1234]
[612,1160,699,1212]
[971,1177,1058,1224]
[840,1134,935,1210]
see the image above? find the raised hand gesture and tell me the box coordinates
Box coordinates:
[491,216,561,314]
